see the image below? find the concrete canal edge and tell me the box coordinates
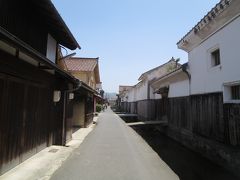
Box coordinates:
[114,114,180,180]
[155,125,240,178]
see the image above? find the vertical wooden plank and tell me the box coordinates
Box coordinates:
[65,93,74,143]
[1,78,25,174]
[21,84,38,162]
[0,75,5,174]
[226,104,240,146]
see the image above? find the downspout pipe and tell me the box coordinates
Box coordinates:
[61,79,81,146]
[147,81,150,100]
[61,79,97,145]
[181,63,191,96]
[181,63,191,80]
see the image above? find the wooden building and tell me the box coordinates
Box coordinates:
[0,0,81,175]
[59,57,102,128]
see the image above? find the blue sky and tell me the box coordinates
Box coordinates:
[53,0,220,93]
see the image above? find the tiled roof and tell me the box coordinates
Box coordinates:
[63,57,98,72]
[32,0,80,50]
[138,57,179,81]
[177,0,232,45]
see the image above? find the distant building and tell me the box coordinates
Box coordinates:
[60,57,103,127]
[60,57,101,91]
[120,58,180,120]
[150,63,190,121]
[119,85,133,102]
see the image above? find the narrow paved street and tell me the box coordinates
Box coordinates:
[51,108,179,180]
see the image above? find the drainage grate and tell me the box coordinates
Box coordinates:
[48,148,59,153]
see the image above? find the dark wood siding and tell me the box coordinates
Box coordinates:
[0,0,48,54]
[168,93,238,145]
[85,93,94,127]
[0,73,54,174]
[191,93,224,142]
[121,92,240,146]
[130,102,137,114]
[0,76,25,172]
[52,92,64,145]
[155,98,169,121]
[223,103,240,145]
[137,100,156,121]
[168,97,191,131]
[65,93,74,143]
[120,102,128,112]
[0,50,70,174]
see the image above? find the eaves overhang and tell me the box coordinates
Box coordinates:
[0,26,78,85]
[31,0,80,50]
[177,0,238,52]
[151,67,182,89]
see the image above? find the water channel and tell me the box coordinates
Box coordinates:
[130,125,240,180]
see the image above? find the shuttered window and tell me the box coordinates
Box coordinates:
[231,85,240,100]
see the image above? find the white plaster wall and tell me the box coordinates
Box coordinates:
[168,79,190,98]
[189,16,240,95]
[133,88,137,101]
[122,92,129,102]
[128,61,179,102]
[153,71,190,99]
[149,86,155,99]
[152,71,189,98]
[135,81,148,101]
[133,81,161,101]
[131,61,178,101]
[154,93,161,99]
[46,34,57,63]
[149,86,162,99]
[127,88,135,102]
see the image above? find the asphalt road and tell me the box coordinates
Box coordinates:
[50,108,179,180]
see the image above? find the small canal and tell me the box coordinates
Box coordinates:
[119,115,240,180]
[129,124,240,180]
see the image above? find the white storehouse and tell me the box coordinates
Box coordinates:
[177,0,240,103]
[151,63,190,98]
[119,58,181,120]
[119,85,133,102]
[122,58,180,103]
[150,0,240,175]
[119,0,240,175]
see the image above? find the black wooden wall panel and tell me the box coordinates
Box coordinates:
[120,93,240,146]
[0,0,48,55]
[4,80,25,164]
[0,73,56,174]
[224,103,240,145]
[0,77,4,173]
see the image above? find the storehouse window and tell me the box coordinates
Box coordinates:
[211,49,220,66]
[231,85,240,100]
